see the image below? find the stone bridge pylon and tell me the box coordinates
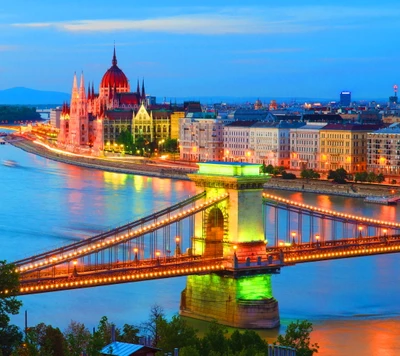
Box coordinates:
[180,162,280,329]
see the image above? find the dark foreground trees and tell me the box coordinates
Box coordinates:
[9,302,319,355]
[0,261,23,356]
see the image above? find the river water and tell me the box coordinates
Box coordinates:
[1,140,400,355]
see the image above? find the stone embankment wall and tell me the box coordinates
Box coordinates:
[264,178,399,198]
[7,137,192,181]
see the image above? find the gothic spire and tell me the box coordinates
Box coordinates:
[141,78,146,100]
[112,44,117,66]
[87,82,91,100]
[136,79,140,94]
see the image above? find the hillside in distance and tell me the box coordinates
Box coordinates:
[0,87,70,105]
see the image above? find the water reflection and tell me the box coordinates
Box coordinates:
[3,143,400,355]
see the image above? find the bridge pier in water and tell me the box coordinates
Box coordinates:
[180,162,280,329]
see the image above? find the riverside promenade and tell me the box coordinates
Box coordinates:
[5,135,195,181]
[5,134,400,198]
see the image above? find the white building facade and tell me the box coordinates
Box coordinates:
[290,123,326,170]
[179,113,224,162]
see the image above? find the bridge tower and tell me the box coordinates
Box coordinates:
[180,162,280,328]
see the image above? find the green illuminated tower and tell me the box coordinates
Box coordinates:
[180,162,280,328]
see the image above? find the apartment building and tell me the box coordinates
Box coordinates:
[179,113,224,162]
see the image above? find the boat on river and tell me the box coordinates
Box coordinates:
[364,195,399,205]
[2,160,18,167]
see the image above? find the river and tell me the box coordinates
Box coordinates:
[1,140,400,355]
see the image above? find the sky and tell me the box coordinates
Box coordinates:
[1,0,400,101]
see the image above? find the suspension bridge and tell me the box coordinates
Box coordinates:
[5,162,400,329]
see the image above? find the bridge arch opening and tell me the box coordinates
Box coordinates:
[204,206,225,258]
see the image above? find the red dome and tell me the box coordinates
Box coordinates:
[100,47,129,89]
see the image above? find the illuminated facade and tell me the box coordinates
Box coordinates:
[57,46,181,155]
[181,162,279,329]
[249,121,303,167]
[179,113,224,162]
[368,123,400,175]
[320,124,380,173]
[290,123,326,170]
[223,121,255,162]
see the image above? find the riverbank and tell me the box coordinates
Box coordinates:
[264,177,399,199]
[5,135,194,180]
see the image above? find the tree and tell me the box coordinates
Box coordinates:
[228,329,269,356]
[0,324,23,356]
[199,322,228,356]
[300,169,320,181]
[156,315,199,354]
[140,304,165,347]
[328,168,348,184]
[88,316,119,356]
[116,130,134,153]
[163,138,178,153]
[0,261,23,355]
[281,172,296,180]
[265,164,274,174]
[354,171,368,183]
[276,320,319,356]
[41,325,66,356]
[119,324,140,344]
[64,321,91,356]
[376,173,385,183]
[272,166,286,177]
[367,172,377,183]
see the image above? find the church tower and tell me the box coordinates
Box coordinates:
[69,72,89,147]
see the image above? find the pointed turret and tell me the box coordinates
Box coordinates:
[71,72,78,99]
[136,79,140,94]
[112,44,117,66]
[91,82,95,99]
[79,72,86,100]
[141,78,146,100]
[87,82,91,100]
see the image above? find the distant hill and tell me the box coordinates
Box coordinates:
[0,87,70,105]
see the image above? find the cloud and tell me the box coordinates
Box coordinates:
[10,5,400,35]
[9,14,342,35]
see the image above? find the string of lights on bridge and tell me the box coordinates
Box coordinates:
[16,193,229,274]
[262,193,400,228]
[3,263,226,295]
[285,245,400,263]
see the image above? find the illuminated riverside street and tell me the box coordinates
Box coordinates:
[2,141,400,354]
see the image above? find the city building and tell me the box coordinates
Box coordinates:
[249,121,303,166]
[368,123,400,176]
[340,91,352,107]
[49,107,62,128]
[320,124,381,173]
[223,121,255,162]
[57,46,182,155]
[179,112,223,162]
[290,123,326,171]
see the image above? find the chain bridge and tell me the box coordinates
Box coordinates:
[5,162,400,329]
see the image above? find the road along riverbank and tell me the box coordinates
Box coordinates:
[5,135,193,180]
[264,177,399,199]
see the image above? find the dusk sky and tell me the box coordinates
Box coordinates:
[1,0,399,101]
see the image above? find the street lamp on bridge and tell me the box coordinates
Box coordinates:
[291,232,296,246]
[358,226,363,238]
[73,260,78,277]
[315,234,320,247]
[175,236,181,256]
[133,248,139,264]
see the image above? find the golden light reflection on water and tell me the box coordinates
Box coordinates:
[103,171,128,187]
[311,318,400,356]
